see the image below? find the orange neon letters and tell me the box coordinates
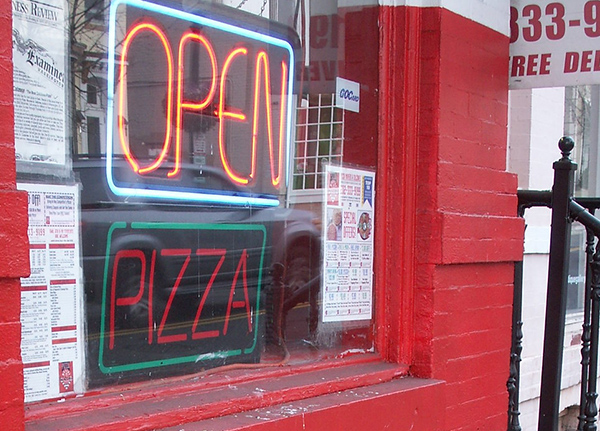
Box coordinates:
[218,47,250,185]
[117,21,290,189]
[173,32,218,177]
[118,22,174,174]
[252,52,272,186]
[275,61,288,187]
[252,52,289,187]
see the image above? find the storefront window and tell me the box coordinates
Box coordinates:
[15,0,379,401]
[567,224,585,314]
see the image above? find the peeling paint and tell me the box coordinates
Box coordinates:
[195,351,228,362]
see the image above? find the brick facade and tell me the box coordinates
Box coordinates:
[413,8,523,430]
[0,2,522,430]
[0,0,29,430]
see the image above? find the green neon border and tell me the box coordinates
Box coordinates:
[98,221,267,374]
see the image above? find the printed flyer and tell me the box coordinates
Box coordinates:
[322,164,375,322]
[18,183,85,402]
[12,0,67,165]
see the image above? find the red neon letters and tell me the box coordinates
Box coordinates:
[117,21,290,186]
[108,247,253,350]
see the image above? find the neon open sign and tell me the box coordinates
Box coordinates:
[106,0,297,206]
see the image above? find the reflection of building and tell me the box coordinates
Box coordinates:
[71,0,110,155]
[80,65,107,155]
[291,1,379,214]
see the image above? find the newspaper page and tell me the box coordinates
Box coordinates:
[12,0,67,165]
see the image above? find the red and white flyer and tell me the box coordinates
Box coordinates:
[322,164,375,323]
[18,183,85,402]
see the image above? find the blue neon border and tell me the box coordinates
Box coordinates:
[106,0,295,207]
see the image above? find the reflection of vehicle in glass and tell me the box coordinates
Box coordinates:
[73,157,320,386]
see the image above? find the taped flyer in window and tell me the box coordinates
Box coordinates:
[321,163,375,323]
[17,182,86,402]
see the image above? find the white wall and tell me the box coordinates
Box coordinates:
[508,87,588,431]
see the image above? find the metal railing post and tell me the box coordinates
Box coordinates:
[508,259,523,431]
[577,226,595,431]
[538,137,578,431]
[583,248,600,431]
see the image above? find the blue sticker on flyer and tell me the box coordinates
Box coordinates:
[362,176,373,207]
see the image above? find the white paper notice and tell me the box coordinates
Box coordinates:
[18,183,85,403]
[12,0,67,165]
[335,77,360,113]
[322,165,375,322]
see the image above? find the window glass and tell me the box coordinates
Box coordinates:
[567,225,585,314]
[563,85,600,314]
[86,116,101,154]
[564,85,593,196]
[18,0,379,397]
[84,0,105,23]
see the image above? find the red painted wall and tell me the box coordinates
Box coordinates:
[340,6,379,169]
[0,2,523,431]
[0,0,30,429]
[413,7,522,430]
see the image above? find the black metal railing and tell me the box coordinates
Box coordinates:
[508,137,600,431]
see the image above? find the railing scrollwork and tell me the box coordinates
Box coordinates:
[509,137,600,431]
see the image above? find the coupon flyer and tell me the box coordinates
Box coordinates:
[322,164,375,322]
[18,183,85,402]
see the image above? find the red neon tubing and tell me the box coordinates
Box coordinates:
[252,53,289,187]
[218,47,250,185]
[118,22,174,175]
[172,31,218,177]
[274,61,288,187]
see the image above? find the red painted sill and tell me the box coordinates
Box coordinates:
[25,354,409,431]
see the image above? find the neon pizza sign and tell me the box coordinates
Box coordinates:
[97,222,266,375]
[106,0,297,206]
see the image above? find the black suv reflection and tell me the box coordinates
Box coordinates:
[74,158,320,386]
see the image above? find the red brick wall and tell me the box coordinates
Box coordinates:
[0,0,29,429]
[412,7,523,430]
[215,6,523,430]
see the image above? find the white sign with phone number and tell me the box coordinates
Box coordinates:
[510,0,600,88]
